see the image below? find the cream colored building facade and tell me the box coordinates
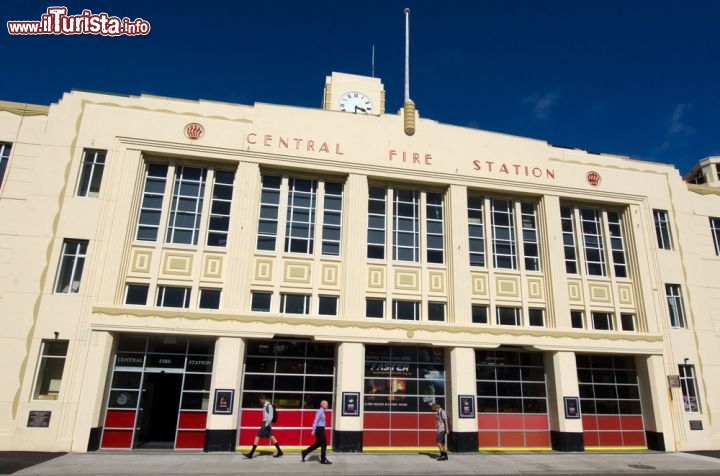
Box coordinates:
[1,72,719,453]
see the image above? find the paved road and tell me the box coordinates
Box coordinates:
[3,450,720,476]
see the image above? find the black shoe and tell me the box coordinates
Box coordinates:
[273,450,283,458]
[301,451,307,462]
[320,459,332,465]
[243,453,253,459]
[437,455,448,461]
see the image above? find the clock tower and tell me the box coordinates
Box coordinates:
[322,72,385,115]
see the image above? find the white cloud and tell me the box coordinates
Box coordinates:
[522,91,560,120]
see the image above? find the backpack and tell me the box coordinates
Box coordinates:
[267,403,279,424]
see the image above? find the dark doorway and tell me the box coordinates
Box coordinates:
[134,372,183,449]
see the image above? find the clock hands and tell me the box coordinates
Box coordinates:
[354,105,367,113]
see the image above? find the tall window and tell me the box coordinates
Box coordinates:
[54,239,88,294]
[521,202,540,271]
[393,189,419,261]
[32,340,69,400]
[285,178,317,253]
[321,182,343,255]
[136,164,168,241]
[257,175,281,251]
[580,208,606,276]
[166,166,207,245]
[467,195,485,267]
[0,141,11,187]
[491,199,516,269]
[561,206,578,274]
[679,364,700,412]
[426,192,444,263]
[256,175,342,256]
[367,187,386,259]
[653,209,672,250]
[607,211,628,278]
[207,170,235,247]
[75,149,106,197]
[710,217,720,256]
[135,163,234,247]
[367,186,445,264]
[563,205,629,278]
[665,284,686,328]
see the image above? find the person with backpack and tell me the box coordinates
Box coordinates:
[244,394,283,459]
[431,402,449,461]
[300,400,331,464]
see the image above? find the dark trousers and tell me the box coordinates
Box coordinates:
[304,426,327,460]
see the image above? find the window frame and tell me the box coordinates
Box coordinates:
[280,293,311,315]
[467,195,486,267]
[75,148,107,198]
[427,301,446,322]
[53,239,88,294]
[591,311,614,331]
[156,285,191,308]
[125,283,149,305]
[365,298,385,318]
[653,209,673,250]
[665,284,687,328]
[679,364,700,413]
[471,304,489,324]
[251,291,272,312]
[32,340,69,400]
[0,141,13,188]
[199,288,222,309]
[318,295,338,316]
[392,299,420,321]
[528,308,544,327]
[710,217,720,256]
[496,306,521,326]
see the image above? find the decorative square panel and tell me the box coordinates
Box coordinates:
[567,280,583,304]
[471,273,489,298]
[254,258,273,282]
[130,248,152,274]
[284,261,311,284]
[395,269,419,291]
[428,270,446,293]
[496,276,520,298]
[527,277,545,301]
[368,267,385,289]
[161,251,193,276]
[588,282,613,305]
[321,263,339,287]
[617,283,635,307]
[202,254,223,280]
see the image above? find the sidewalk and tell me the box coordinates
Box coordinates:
[6,450,720,475]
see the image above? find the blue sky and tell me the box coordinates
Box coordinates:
[3,0,720,175]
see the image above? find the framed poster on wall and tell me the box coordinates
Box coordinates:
[213,389,234,415]
[564,396,580,419]
[342,392,360,416]
[458,395,475,418]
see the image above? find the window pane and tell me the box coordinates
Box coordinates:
[251,292,272,312]
[199,289,221,309]
[125,284,149,305]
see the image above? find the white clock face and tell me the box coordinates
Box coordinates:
[339,91,373,113]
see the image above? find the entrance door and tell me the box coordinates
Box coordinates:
[134,372,183,449]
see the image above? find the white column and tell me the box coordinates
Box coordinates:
[546,351,582,433]
[71,331,115,452]
[334,342,365,432]
[207,337,245,430]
